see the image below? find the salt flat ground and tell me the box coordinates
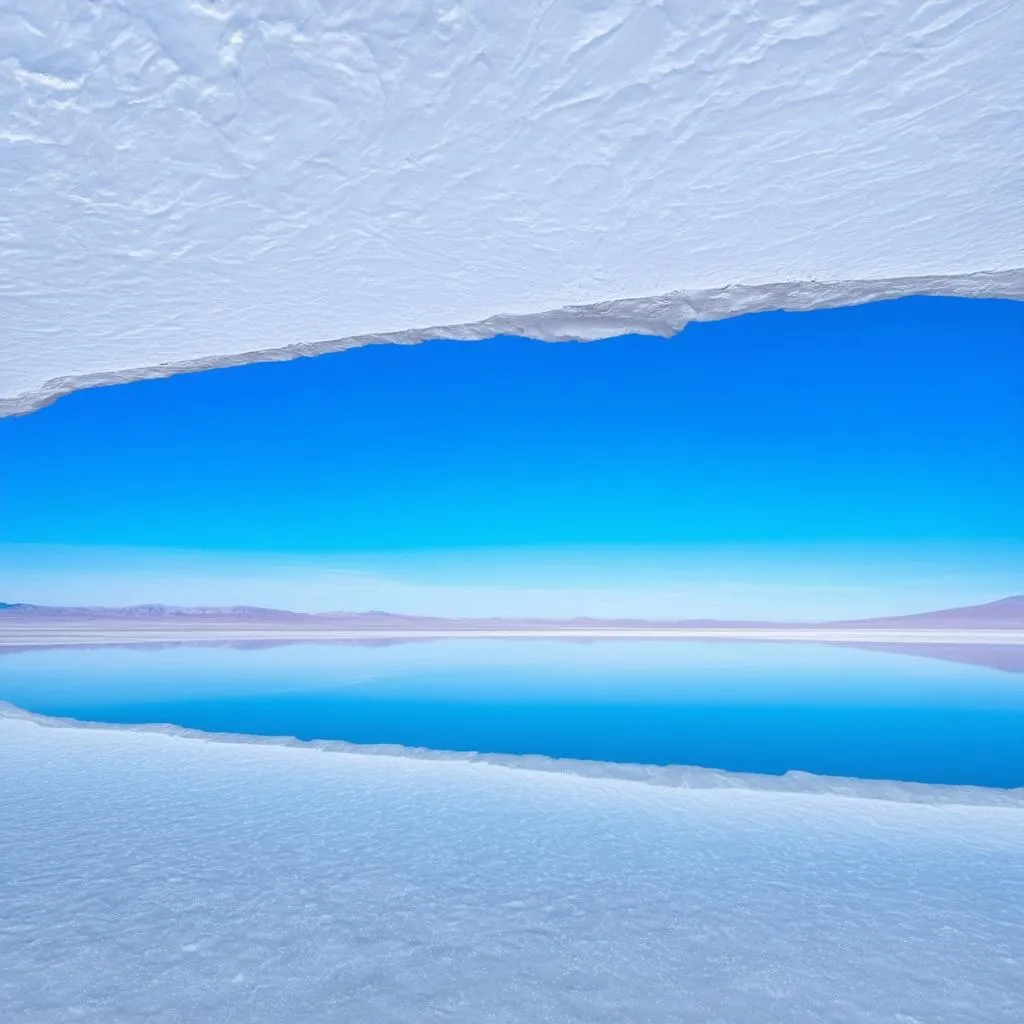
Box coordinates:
[2,712,1022,1023]
[3,626,1022,647]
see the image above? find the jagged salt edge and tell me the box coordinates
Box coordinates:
[3,700,1022,810]
[4,270,1022,418]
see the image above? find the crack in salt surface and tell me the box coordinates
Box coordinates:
[2,700,1021,810]
[3,270,1023,418]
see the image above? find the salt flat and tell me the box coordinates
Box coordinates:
[2,709,1022,1023]
[2,0,1022,415]
[2,625,1024,652]
[3,624,1024,644]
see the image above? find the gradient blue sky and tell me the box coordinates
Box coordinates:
[1,297,1021,618]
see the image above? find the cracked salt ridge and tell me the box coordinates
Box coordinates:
[3,700,1021,810]
[2,270,1022,418]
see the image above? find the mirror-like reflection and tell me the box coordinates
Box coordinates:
[2,639,1022,788]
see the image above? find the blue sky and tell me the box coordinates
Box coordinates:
[1,297,1021,618]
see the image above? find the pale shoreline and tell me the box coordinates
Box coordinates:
[3,625,1023,648]
[3,701,1022,808]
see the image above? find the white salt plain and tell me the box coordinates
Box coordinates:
[2,0,1023,415]
[2,709,1022,1023]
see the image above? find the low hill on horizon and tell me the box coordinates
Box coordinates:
[2,596,1022,630]
[830,595,1024,630]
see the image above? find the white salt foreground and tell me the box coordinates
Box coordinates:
[2,713,1022,1023]
[2,1,1023,415]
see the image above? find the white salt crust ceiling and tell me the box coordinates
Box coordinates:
[1,0,1022,415]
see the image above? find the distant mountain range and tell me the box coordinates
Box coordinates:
[2,596,1023,630]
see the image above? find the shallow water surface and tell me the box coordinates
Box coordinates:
[2,639,1022,788]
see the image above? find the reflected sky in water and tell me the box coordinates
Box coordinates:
[2,639,1022,788]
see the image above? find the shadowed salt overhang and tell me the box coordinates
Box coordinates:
[1,0,1022,416]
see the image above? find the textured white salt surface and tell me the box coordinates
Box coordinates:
[2,1,1023,415]
[2,713,1023,1023]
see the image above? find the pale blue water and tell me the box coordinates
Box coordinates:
[2,639,1022,788]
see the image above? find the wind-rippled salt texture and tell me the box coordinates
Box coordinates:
[2,0,1022,415]
[2,711,1023,1023]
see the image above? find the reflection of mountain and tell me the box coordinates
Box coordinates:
[2,596,1023,629]
[3,636,1023,674]
[838,643,1024,674]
